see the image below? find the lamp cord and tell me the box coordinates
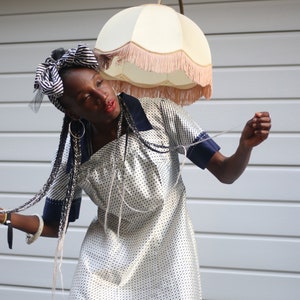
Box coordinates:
[157,0,184,15]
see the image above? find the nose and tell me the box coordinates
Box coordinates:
[93,87,107,102]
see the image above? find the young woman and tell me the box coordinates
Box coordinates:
[0,44,271,299]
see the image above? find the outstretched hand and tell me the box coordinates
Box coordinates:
[240,112,271,149]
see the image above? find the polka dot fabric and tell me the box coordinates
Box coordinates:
[58,97,218,299]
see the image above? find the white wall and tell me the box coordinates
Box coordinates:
[0,0,299,299]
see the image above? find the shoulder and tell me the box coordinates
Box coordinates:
[138,96,186,117]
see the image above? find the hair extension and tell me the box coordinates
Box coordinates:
[119,97,173,154]
[2,115,71,214]
[51,48,66,61]
[120,96,231,153]
[52,119,83,295]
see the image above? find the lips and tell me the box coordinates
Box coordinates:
[105,98,116,113]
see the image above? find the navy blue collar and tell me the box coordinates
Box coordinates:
[119,92,152,131]
[67,93,153,171]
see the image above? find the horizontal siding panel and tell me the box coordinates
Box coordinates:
[0,194,97,228]
[211,134,300,166]
[0,287,67,300]
[183,166,300,202]
[0,10,115,44]
[0,232,300,278]
[210,32,300,67]
[1,269,299,300]
[0,133,299,165]
[0,0,131,14]
[201,268,300,300]
[185,99,300,133]
[0,162,53,193]
[0,227,84,259]
[0,104,63,132]
[1,193,298,240]
[212,66,300,99]
[0,238,300,300]
[1,1,299,43]
[0,74,35,101]
[0,0,185,15]
[0,133,59,161]
[0,163,299,201]
[1,194,299,238]
[178,133,300,167]
[196,235,300,273]
[1,100,299,133]
[0,256,76,289]
[186,0,300,34]
[0,41,96,74]
[1,209,299,263]
[1,32,299,74]
[188,200,300,237]
[1,67,299,102]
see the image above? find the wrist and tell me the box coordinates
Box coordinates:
[0,211,8,224]
[238,139,253,153]
[1,212,13,249]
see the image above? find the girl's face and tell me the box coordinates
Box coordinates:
[61,68,120,125]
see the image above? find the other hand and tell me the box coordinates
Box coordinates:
[240,112,271,149]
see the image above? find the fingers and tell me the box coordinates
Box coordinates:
[251,112,272,134]
[241,112,271,148]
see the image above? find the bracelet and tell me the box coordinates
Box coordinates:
[26,214,44,245]
[5,213,13,249]
[0,212,7,224]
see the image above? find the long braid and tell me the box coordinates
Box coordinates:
[120,97,174,154]
[2,115,70,214]
[53,118,83,294]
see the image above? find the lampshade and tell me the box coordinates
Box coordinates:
[94,3,212,105]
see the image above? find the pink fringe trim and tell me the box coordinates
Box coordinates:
[108,80,212,105]
[94,41,213,89]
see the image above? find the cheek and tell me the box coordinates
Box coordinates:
[103,81,115,94]
[61,96,81,118]
[60,95,72,109]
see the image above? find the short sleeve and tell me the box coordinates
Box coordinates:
[160,98,220,169]
[42,136,82,223]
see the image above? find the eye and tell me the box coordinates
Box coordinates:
[80,94,91,103]
[96,80,103,88]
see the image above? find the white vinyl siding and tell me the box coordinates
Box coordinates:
[0,1,299,299]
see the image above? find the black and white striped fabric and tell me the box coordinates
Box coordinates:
[32,44,99,113]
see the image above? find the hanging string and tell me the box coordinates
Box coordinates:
[120,95,243,154]
[104,108,124,233]
[103,96,243,222]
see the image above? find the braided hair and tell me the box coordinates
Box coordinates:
[4,49,80,216]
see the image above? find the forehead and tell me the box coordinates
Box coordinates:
[62,68,99,89]
[60,68,99,104]
[61,67,98,81]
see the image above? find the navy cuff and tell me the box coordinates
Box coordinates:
[187,132,220,169]
[42,197,81,223]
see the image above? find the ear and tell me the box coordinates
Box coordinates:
[65,108,80,120]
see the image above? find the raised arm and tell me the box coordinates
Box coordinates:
[206,112,271,184]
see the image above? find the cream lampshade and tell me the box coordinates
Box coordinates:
[94,3,212,105]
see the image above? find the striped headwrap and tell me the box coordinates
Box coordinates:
[31,44,99,113]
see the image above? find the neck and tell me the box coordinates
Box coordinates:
[89,111,125,153]
[91,117,120,137]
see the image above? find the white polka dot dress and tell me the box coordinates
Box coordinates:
[49,96,219,299]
